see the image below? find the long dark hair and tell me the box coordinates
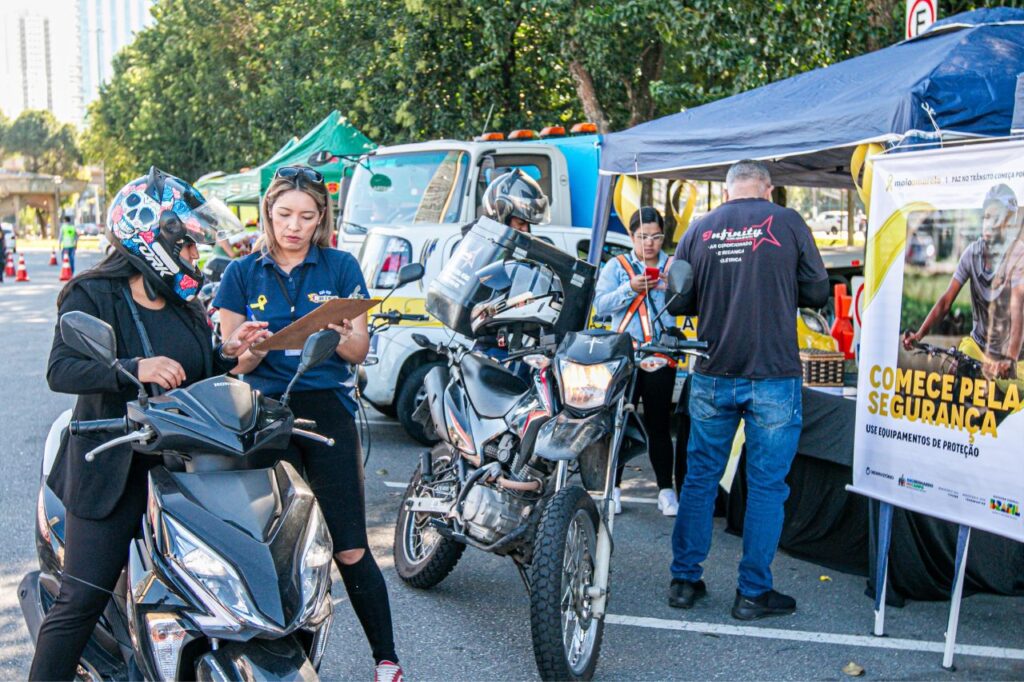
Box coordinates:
[56,251,207,324]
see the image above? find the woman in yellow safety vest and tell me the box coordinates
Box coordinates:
[593,207,681,516]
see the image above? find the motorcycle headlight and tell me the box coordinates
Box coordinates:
[164,515,270,631]
[299,507,333,623]
[558,360,620,411]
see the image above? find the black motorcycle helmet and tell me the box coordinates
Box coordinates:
[106,167,241,302]
[481,169,551,227]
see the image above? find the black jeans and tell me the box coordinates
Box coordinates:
[29,460,151,681]
[254,389,397,664]
[617,365,682,490]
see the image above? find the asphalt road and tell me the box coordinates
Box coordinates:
[2,250,1023,680]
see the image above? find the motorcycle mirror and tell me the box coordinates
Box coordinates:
[60,310,149,405]
[300,329,342,372]
[396,263,424,287]
[60,311,117,366]
[476,261,512,291]
[665,260,696,317]
[666,260,693,296]
[281,329,342,408]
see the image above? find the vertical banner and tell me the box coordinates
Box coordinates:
[853,140,1024,542]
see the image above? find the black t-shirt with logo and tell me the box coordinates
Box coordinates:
[674,198,827,378]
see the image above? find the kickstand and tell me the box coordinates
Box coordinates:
[514,561,532,596]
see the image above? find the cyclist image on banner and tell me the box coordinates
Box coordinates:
[901,183,1024,420]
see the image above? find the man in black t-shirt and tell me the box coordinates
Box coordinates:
[667,160,829,620]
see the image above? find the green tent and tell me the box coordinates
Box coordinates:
[194,136,299,206]
[259,110,375,201]
[195,111,374,206]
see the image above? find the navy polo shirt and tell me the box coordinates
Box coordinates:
[214,246,369,414]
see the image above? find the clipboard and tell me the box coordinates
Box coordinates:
[253,298,381,351]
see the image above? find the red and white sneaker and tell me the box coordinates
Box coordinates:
[374,660,404,682]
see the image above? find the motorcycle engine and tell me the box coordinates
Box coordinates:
[461,484,529,545]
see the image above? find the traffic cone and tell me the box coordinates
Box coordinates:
[58,253,72,281]
[4,252,13,277]
[16,254,30,282]
[49,249,58,266]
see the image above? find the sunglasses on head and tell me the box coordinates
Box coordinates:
[275,165,325,187]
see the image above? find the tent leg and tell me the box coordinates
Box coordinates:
[873,501,893,637]
[942,525,972,671]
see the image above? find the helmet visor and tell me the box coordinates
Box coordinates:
[508,193,551,225]
[183,197,244,245]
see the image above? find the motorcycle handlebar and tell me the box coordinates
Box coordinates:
[294,418,318,430]
[70,417,129,436]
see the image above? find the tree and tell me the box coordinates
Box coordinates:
[0,109,8,157]
[5,110,81,175]
[3,110,83,236]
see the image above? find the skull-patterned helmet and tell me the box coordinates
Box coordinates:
[106,167,241,302]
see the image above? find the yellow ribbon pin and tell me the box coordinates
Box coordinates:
[250,294,268,312]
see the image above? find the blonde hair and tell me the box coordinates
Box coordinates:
[257,170,334,258]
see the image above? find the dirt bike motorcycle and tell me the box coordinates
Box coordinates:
[20,264,425,681]
[392,219,699,680]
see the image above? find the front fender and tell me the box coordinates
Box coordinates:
[195,637,317,681]
[533,411,610,462]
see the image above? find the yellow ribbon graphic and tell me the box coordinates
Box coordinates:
[669,180,698,243]
[250,294,268,312]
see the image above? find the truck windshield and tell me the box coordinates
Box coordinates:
[342,150,469,233]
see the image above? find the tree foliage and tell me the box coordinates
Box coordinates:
[4,110,82,176]
[83,0,1015,188]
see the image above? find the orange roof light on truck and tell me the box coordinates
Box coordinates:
[539,126,566,138]
[474,132,505,141]
[508,129,538,140]
[571,122,597,135]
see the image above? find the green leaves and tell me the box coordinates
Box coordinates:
[81,0,1007,189]
[4,110,81,176]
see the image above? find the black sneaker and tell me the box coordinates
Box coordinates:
[731,589,796,620]
[668,579,707,609]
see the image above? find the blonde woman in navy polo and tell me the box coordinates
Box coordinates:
[215,166,403,681]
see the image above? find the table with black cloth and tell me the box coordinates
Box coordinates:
[675,384,1024,603]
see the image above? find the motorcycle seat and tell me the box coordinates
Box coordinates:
[460,352,530,419]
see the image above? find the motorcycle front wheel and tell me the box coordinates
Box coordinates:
[393,455,464,588]
[529,486,604,681]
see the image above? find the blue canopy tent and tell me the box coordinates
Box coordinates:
[589,8,1024,263]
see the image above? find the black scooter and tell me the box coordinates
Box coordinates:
[20,316,343,680]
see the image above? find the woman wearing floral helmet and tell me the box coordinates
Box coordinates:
[29,168,271,680]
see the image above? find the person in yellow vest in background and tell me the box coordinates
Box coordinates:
[59,213,79,275]
[594,207,681,517]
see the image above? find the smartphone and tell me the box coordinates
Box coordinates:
[644,267,661,280]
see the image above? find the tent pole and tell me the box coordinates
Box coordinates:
[588,174,614,267]
[942,525,972,670]
[873,501,893,637]
[847,190,855,246]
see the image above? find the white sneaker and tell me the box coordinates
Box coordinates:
[374,661,404,682]
[658,488,679,516]
[611,487,622,515]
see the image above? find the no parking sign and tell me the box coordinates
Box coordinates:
[906,0,937,39]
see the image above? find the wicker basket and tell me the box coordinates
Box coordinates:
[800,349,845,387]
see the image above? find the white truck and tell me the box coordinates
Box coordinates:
[335,136,633,442]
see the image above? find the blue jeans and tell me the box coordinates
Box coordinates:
[671,372,802,597]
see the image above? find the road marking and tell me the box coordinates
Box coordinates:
[605,614,1024,661]
[619,495,657,505]
[382,480,658,506]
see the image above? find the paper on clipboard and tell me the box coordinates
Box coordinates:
[252,298,381,351]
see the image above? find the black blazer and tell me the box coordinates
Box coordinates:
[46,277,235,520]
